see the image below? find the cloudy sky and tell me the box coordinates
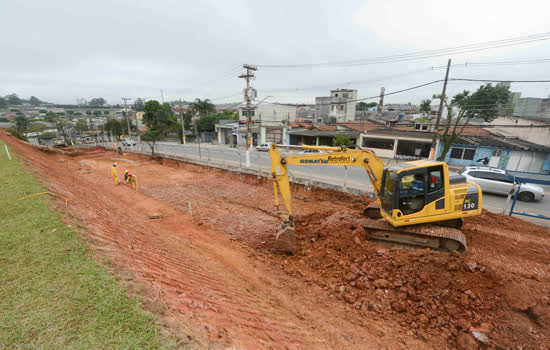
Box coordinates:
[2,0,550,105]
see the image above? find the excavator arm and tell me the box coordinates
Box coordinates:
[269,144,386,245]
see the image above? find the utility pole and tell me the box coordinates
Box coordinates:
[377,87,385,113]
[239,64,257,167]
[122,97,132,140]
[179,99,186,144]
[429,59,451,160]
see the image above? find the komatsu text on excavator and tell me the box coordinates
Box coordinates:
[268,144,482,253]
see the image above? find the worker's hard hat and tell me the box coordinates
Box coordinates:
[125,170,128,173]
[113,163,117,167]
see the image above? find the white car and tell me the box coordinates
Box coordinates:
[122,138,137,147]
[256,142,272,152]
[459,166,544,202]
[298,149,326,154]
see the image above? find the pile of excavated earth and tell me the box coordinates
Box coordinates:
[2,130,549,349]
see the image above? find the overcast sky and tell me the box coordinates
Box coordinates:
[2,0,550,105]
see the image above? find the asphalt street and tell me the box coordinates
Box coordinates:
[118,141,550,228]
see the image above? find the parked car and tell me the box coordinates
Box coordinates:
[256,142,272,152]
[458,166,544,202]
[122,138,137,147]
[298,149,326,154]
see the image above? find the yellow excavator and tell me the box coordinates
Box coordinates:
[268,144,482,253]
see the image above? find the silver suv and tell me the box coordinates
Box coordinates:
[459,166,544,202]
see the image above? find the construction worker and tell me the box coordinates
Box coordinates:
[124,170,138,190]
[111,163,119,185]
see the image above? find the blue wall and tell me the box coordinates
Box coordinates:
[438,143,550,174]
[437,144,495,167]
[543,154,550,174]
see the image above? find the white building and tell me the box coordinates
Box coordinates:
[239,103,297,126]
[489,116,550,147]
[315,89,358,124]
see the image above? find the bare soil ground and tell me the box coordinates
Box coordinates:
[3,131,549,349]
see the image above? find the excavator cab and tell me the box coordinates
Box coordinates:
[378,161,481,229]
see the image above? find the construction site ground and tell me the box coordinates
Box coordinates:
[2,132,549,350]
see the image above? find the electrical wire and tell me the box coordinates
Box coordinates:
[257,32,550,68]
[450,78,550,83]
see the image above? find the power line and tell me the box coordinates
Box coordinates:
[257,32,550,68]
[450,78,550,83]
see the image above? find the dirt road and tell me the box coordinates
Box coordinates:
[3,132,549,349]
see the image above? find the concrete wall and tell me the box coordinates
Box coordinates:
[315,97,331,124]
[514,98,542,118]
[490,116,550,147]
[255,104,296,126]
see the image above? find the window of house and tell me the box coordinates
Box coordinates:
[339,105,345,111]
[363,138,395,150]
[422,125,428,131]
[343,93,348,98]
[415,124,421,130]
[331,105,335,111]
[335,93,339,97]
[449,147,475,160]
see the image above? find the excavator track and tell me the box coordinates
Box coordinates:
[362,219,467,253]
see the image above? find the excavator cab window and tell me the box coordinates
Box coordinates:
[380,170,398,214]
[398,170,427,215]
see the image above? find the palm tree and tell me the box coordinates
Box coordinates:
[189,98,215,117]
[419,99,432,118]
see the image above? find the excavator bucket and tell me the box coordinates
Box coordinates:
[273,225,296,254]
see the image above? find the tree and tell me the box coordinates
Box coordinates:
[189,98,216,117]
[121,117,137,135]
[0,97,7,109]
[89,98,106,107]
[44,111,57,123]
[332,135,355,147]
[436,83,510,160]
[419,99,432,117]
[195,110,236,132]
[104,118,122,141]
[75,119,89,133]
[15,115,30,134]
[103,110,110,115]
[357,102,377,110]
[6,94,22,105]
[93,110,102,117]
[29,96,41,106]
[55,118,72,146]
[85,111,92,115]
[134,98,145,111]
[142,100,177,155]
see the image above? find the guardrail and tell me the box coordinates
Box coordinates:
[99,141,375,198]
[508,183,550,221]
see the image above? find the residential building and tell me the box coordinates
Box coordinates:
[236,103,297,145]
[439,136,550,174]
[315,89,358,124]
[489,116,550,147]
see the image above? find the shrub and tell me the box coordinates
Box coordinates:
[5,128,28,141]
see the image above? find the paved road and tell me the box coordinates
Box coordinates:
[112,141,550,228]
